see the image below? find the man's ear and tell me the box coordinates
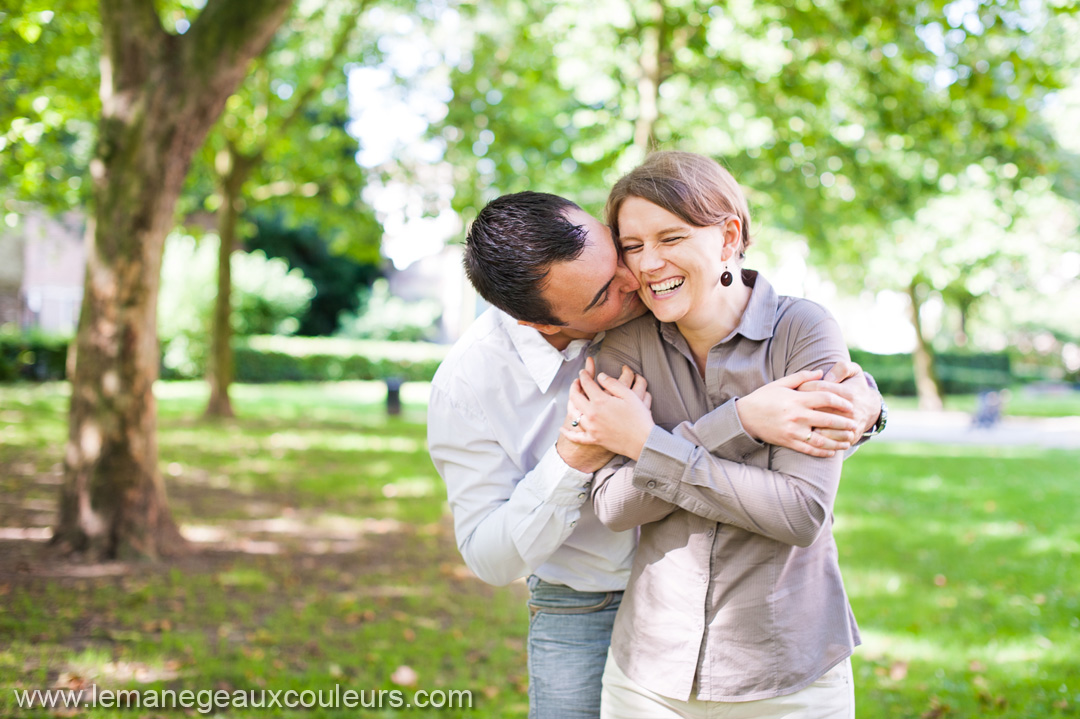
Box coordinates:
[518,320,563,336]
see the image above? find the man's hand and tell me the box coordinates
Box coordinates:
[561,360,654,461]
[735,370,858,458]
[556,359,643,472]
[799,360,882,440]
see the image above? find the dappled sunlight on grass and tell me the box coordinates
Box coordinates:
[839,443,1080,716]
[864,441,1055,460]
[0,528,52,540]
[181,513,404,556]
[1,381,537,717]
[381,477,439,498]
[2,384,1078,717]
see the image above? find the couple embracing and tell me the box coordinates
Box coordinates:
[428,151,886,719]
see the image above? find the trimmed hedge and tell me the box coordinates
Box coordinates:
[0,330,69,381]
[231,336,447,383]
[850,349,1012,396]
[0,329,1016,395]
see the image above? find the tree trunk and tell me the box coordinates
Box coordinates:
[205,159,249,418]
[633,0,666,154]
[55,119,189,558]
[53,0,293,560]
[906,281,944,411]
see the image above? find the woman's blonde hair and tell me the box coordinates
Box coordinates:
[605,151,752,257]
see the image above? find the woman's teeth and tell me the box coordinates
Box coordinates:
[650,278,684,296]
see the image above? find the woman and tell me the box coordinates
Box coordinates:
[563,151,860,718]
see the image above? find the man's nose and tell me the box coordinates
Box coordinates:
[616,259,640,292]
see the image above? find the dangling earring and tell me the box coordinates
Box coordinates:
[720,264,733,287]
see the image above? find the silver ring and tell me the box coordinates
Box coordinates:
[571,415,583,428]
[805,430,813,443]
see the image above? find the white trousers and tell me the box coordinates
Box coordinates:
[600,650,855,719]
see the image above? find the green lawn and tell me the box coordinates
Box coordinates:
[1,381,1077,717]
[883,389,1080,418]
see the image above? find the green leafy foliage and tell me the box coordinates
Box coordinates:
[336,278,443,342]
[158,233,315,378]
[435,0,1073,228]
[184,0,384,264]
[246,214,382,336]
[426,0,1079,404]
[0,0,100,214]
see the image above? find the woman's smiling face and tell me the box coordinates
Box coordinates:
[615,196,739,327]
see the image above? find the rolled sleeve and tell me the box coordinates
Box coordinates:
[685,398,762,461]
[428,385,591,586]
[591,455,676,532]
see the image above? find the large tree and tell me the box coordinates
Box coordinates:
[50,0,294,558]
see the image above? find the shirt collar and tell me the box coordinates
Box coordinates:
[500,311,597,393]
[658,269,777,349]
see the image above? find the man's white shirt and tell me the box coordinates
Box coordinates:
[428,307,636,592]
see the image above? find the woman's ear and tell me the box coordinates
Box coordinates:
[720,217,743,262]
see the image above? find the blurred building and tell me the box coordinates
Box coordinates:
[385,243,480,344]
[0,212,86,334]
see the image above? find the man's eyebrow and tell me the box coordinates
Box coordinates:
[583,276,615,312]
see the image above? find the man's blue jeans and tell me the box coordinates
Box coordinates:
[527,575,622,719]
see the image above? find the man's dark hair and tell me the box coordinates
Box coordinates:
[464,191,588,326]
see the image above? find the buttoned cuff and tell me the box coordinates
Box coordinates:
[632,425,697,500]
[524,443,595,508]
[695,398,763,461]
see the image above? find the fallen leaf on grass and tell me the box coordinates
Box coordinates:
[921,697,954,719]
[391,665,418,687]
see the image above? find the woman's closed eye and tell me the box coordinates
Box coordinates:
[620,242,643,254]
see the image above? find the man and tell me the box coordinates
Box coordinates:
[427,192,885,719]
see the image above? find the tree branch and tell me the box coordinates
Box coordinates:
[98,0,167,92]
[180,0,295,103]
[247,1,367,167]
[279,8,362,138]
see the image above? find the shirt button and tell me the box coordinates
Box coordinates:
[646,480,657,489]
[706,528,715,537]
[570,520,577,528]
[578,492,586,500]
[584,481,592,489]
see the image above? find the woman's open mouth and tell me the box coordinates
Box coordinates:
[648,277,684,299]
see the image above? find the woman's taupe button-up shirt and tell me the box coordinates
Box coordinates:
[592,271,860,702]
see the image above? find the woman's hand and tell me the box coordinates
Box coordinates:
[561,360,655,461]
[556,360,637,472]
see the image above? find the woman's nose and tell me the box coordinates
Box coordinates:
[638,246,664,273]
